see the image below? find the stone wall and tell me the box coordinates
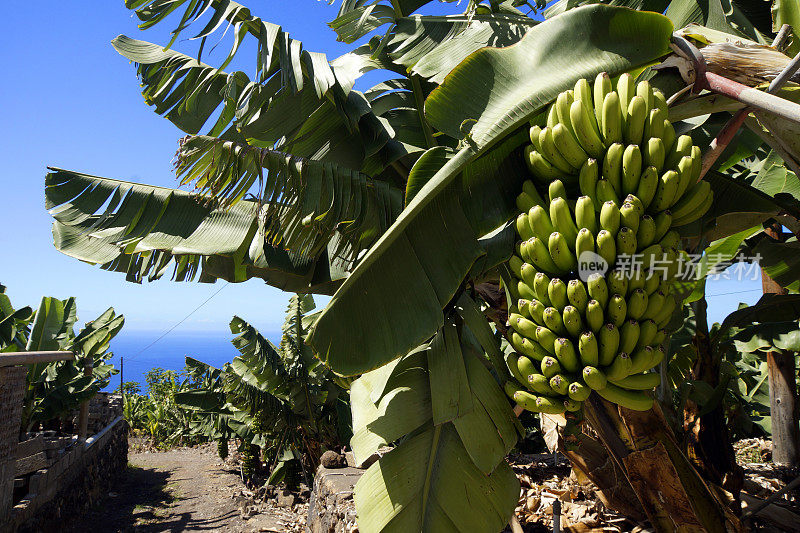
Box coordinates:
[0,367,26,527]
[306,465,361,533]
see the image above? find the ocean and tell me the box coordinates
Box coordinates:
[102,328,282,393]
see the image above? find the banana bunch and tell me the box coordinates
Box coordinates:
[505,73,713,415]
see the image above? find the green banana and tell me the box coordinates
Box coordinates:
[552,121,588,169]
[644,137,665,174]
[602,142,624,194]
[659,230,680,251]
[607,268,628,295]
[529,374,558,396]
[600,201,621,234]
[596,382,654,411]
[579,158,600,201]
[644,108,666,143]
[653,88,668,114]
[596,179,620,206]
[672,192,712,226]
[541,355,562,378]
[636,80,653,110]
[575,196,597,233]
[642,290,665,321]
[629,346,654,375]
[533,272,552,305]
[548,232,578,272]
[670,180,711,221]
[567,279,589,313]
[620,202,640,233]
[524,237,562,274]
[549,179,567,203]
[651,170,679,212]
[563,305,584,338]
[601,91,624,147]
[575,78,598,130]
[586,300,605,333]
[555,90,577,136]
[583,366,608,390]
[528,299,547,325]
[539,127,576,173]
[616,227,637,255]
[637,320,658,349]
[662,118,676,154]
[653,210,672,242]
[549,374,570,395]
[506,355,529,387]
[654,295,677,328]
[639,244,663,271]
[536,326,558,355]
[536,396,570,414]
[578,331,599,366]
[511,331,550,361]
[612,373,660,391]
[529,124,543,148]
[550,197,579,247]
[575,227,596,260]
[594,72,613,125]
[596,230,617,269]
[652,329,667,346]
[607,294,627,327]
[605,352,632,381]
[626,288,648,320]
[516,191,539,213]
[522,180,546,206]
[617,73,635,119]
[517,280,536,300]
[505,381,524,400]
[620,319,640,354]
[587,273,609,308]
[554,337,579,373]
[519,262,538,289]
[621,144,642,196]
[636,215,656,250]
[636,166,659,209]
[568,381,592,402]
[649,346,666,370]
[598,323,620,366]
[674,154,695,203]
[514,353,539,383]
[547,102,559,129]
[509,255,525,280]
[624,95,647,146]
[516,213,534,240]
[525,147,562,181]
[624,194,644,216]
[548,278,569,310]
[528,205,556,242]
[510,312,539,340]
[517,298,531,320]
[571,99,605,158]
[627,268,645,293]
[665,134,693,171]
[512,390,543,412]
[690,145,702,182]
[543,306,566,335]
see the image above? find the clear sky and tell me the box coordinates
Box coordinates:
[0,1,764,343]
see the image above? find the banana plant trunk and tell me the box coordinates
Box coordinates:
[581,395,743,532]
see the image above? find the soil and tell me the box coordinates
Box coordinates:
[65,444,305,532]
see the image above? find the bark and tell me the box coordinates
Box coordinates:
[682,296,743,508]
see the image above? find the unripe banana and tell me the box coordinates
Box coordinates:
[596,229,617,268]
[612,372,660,391]
[662,118,676,154]
[602,143,624,194]
[511,331,549,360]
[552,122,589,169]
[519,262,538,289]
[548,278,569,310]
[549,374,570,395]
[598,323,620,366]
[642,290,665,321]
[639,243,663,271]
[516,213,534,240]
[512,390,545,412]
[528,205,556,242]
[654,295,677,327]
[596,179,620,206]
[616,227,637,255]
[644,137,665,174]
[522,181,546,208]
[636,79,653,110]
[555,90,577,136]
[620,202,640,233]
[514,353,539,384]
[653,210,672,242]
[672,192,712,226]
[659,230,680,251]
[568,381,591,402]
[506,355,530,387]
[517,298,531,320]
[649,346,666,369]
[575,196,597,233]
[509,256,525,282]
[575,78,598,130]
[587,273,609,308]
[644,270,661,295]
[516,191,540,213]
[652,329,667,346]
[670,180,711,221]
[624,95,647,146]
[629,346,655,375]
[607,294,627,327]
[594,72,613,125]
[548,232,578,272]
[525,147,562,181]
[651,170,680,212]
[690,145,702,182]
[599,201,621,234]
[636,215,656,250]
[550,197,579,247]
[578,331,599,366]
[620,319,640,355]
[527,299,547,325]
[621,144,642,196]
[674,154,695,203]
[525,237,562,274]
[530,124,543,148]
[575,227,596,260]
[644,108,666,143]
[596,382,654,411]
[617,73,635,120]
[510,312,540,340]
[607,268,628,296]
[567,279,589,313]
[541,355,562,378]
[547,102,559,129]
[517,280,537,300]
[605,352,632,381]
[536,326,558,355]
[537,396,570,414]
[579,158,600,201]
[505,380,524,400]
[653,88,668,114]
[665,134,693,171]
[571,99,605,158]
[637,319,658,349]
[624,194,644,217]
[636,166,659,209]
[533,272,551,306]
[549,180,567,203]
[529,374,558,396]
[601,91,624,146]
[539,127,576,173]
[627,289,648,320]
[583,366,608,390]
[585,300,605,333]
[554,337,579,373]
[563,305,584,338]
[543,307,566,336]
[627,268,645,294]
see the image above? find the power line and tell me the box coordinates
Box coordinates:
[705,288,762,298]
[127,282,230,362]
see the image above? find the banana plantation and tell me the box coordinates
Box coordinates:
[34,0,800,531]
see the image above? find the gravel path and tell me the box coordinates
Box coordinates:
[66,447,289,532]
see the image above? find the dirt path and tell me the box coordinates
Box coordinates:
[66,448,293,532]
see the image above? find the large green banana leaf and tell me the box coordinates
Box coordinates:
[309,5,675,376]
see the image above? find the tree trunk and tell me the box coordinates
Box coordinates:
[682,296,743,508]
[761,225,800,466]
[583,395,743,532]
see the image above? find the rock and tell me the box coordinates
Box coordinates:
[276,490,296,508]
[320,450,346,468]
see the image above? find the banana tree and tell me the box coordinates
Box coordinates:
[44,0,800,531]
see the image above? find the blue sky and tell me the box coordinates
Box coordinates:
[0,1,763,341]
